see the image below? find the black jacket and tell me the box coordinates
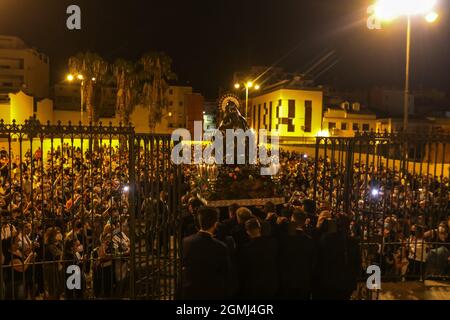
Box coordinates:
[278,230,316,294]
[314,231,361,299]
[182,232,231,300]
[237,236,279,299]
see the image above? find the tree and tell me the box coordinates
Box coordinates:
[113,59,138,126]
[68,52,108,125]
[139,52,177,132]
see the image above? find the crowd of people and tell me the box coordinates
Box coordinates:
[0,143,132,299]
[0,141,448,300]
[180,149,449,299]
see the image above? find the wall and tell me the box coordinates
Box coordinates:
[185,93,204,136]
[249,88,323,141]
[323,108,377,137]
[9,91,33,123]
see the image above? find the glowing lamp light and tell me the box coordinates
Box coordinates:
[303,154,308,159]
[168,112,173,117]
[317,130,330,137]
[374,0,438,22]
[77,74,84,80]
[254,84,260,90]
[425,11,439,23]
[246,81,253,88]
[234,83,240,89]
[371,188,380,197]
[123,185,130,192]
[67,74,74,81]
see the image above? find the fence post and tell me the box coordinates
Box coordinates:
[313,137,320,204]
[128,128,136,299]
[343,138,355,214]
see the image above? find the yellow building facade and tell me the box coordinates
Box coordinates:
[323,102,377,137]
[249,88,323,143]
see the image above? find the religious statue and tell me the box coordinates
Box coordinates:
[218,101,249,132]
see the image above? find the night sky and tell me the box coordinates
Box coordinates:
[0,0,449,99]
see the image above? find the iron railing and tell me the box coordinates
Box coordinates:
[313,132,450,289]
[0,119,182,300]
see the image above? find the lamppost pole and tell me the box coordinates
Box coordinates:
[80,80,84,124]
[234,81,260,122]
[403,16,411,132]
[245,85,249,119]
[370,0,439,133]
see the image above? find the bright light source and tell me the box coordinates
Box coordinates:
[67,74,74,81]
[246,81,253,88]
[77,74,84,80]
[317,130,330,137]
[203,111,206,114]
[371,188,380,197]
[374,0,438,21]
[92,77,96,81]
[303,154,308,159]
[234,83,240,89]
[123,185,130,192]
[425,11,439,23]
[168,112,173,117]
[254,84,260,90]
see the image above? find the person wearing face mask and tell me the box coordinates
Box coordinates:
[63,238,86,299]
[424,221,450,277]
[112,221,130,297]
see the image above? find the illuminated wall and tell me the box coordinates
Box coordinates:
[249,88,323,141]
[323,106,377,137]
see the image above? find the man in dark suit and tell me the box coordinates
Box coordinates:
[216,203,239,241]
[237,218,279,300]
[278,210,317,300]
[181,198,203,239]
[313,215,362,300]
[182,207,231,300]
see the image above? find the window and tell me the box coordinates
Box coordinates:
[263,103,267,129]
[362,123,370,131]
[328,122,336,130]
[257,104,261,130]
[288,100,295,118]
[353,123,359,131]
[341,122,347,130]
[269,102,273,131]
[304,100,312,132]
[287,122,295,132]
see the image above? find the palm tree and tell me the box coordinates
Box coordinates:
[113,59,138,126]
[139,52,177,132]
[68,52,108,125]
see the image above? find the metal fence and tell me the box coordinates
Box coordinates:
[0,119,182,300]
[1,120,449,300]
[314,132,450,289]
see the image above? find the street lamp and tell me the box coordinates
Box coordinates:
[373,0,439,132]
[234,81,261,119]
[67,73,85,123]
